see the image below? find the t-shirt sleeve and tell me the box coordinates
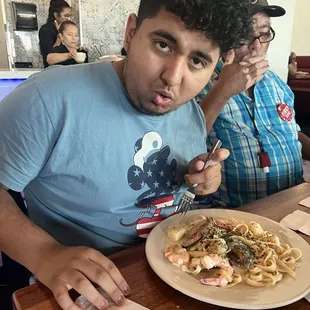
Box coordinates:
[39,27,56,62]
[0,77,59,191]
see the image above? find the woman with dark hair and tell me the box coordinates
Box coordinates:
[46,21,88,67]
[39,0,72,68]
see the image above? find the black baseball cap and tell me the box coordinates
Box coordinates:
[250,0,286,17]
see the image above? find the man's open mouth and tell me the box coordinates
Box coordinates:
[152,92,173,107]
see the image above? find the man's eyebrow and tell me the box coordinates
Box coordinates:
[150,30,213,64]
[150,30,177,45]
[194,51,213,64]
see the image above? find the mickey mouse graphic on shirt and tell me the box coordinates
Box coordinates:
[120,131,182,238]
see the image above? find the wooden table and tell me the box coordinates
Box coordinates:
[13,183,310,310]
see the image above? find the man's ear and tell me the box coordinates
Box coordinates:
[123,14,138,53]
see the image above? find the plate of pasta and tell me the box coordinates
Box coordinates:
[145,209,310,309]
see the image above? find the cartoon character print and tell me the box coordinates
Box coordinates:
[120,132,182,238]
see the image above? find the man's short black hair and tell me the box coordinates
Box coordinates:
[136,0,252,53]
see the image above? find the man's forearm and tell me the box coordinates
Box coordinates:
[200,82,231,134]
[0,188,61,274]
[298,132,310,161]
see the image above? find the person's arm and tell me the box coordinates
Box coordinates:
[200,51,269,133]
[298,132,310,160]
[39,27,57,63]
[47,52,72,65]
[0,185,62,278]
[0,78,129,310]
[0,186,129,310]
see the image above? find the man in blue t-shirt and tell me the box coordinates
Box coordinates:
[0,0,252,309]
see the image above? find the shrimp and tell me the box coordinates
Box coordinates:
[201,254,234,276]
[201,269,233,287]
[195,255,234,287]
[164,245,190,267]
[215,218,239,231]
[186,253,234,282]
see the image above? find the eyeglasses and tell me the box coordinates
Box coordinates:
[241,27,276,45]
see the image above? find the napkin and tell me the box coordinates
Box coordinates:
[299,196,310,209]
[305,293,310,303]
[75,288,149,310]
[280,210,310,236]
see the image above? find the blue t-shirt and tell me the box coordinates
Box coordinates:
[0,62,207,255]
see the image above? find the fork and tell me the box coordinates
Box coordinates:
[176,139,222,215]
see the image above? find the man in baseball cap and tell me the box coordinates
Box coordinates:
[198,0,310,208]
[250,0,285,17]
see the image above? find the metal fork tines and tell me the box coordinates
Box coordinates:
[177,186,196,215]
[176,140,222,215]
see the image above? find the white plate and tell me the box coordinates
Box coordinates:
[145,209,310,309]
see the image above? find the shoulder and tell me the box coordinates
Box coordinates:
[39,22,57,37]
[0,75,62,135]
[264,71,287,86]
[262,71,292,94]
[39,23,51,34]
[32,62,122,101]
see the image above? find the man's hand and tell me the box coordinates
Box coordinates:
[185,148,230,196]
[35,244,130,310]
[217,50,269,97]
[199,50,269,134]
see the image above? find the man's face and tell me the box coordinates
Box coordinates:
[121,9,220,116]
[234,12,271,63]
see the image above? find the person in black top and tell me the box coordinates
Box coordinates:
[46,21,88,66]
[39,0,72,68]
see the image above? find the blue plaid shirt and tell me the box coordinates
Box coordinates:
[198,62,303,207]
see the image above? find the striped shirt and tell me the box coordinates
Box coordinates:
[198,61,303,208]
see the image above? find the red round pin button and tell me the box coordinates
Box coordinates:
[277,103,293,122]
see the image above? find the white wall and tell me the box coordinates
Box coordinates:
[0,0,9,69]
[267,0,296,82]
[291,0,310,55]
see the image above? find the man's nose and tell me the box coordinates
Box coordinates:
[160,57,185,87]
[250,37,262,52]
